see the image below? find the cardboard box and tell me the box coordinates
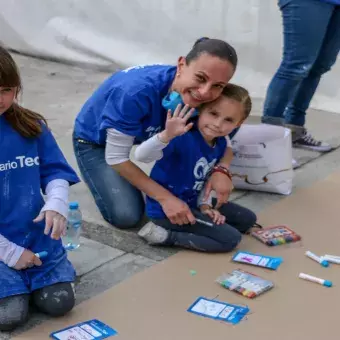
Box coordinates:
[14,172,340,340]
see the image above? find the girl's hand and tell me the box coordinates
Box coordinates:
[33,210,67,240]
[158,104,195,143]
[200,205,226,225]
[14,249,42,270]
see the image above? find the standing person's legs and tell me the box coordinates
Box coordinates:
[73,138,145,229]
[262,0,334,132]
[286,6,340,151]
[285,7,340,127]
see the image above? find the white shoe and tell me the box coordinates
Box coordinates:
[292,158,299,169]
[138,222,169,245]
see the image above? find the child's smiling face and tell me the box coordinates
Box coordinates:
[198,96,245,143]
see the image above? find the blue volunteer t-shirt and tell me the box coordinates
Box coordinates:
[146,127,227,219]
[0,115,80,254]
[74,64,177,145]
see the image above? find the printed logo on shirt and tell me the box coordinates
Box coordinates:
[145,126,162,138]
[192,157,217,191]
[122,63,164,73]
[0,156,39,172]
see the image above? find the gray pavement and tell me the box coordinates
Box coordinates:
[2,53,340,339]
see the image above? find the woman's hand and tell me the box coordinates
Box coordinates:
[14,249,42,270]
[160,195,196,225]
[200,204,226,225]
[158,104,195,143]
[33,210,67,240]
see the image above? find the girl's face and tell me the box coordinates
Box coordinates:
[198,96,245,143]
[173,53,235,108]
[0,86,17,115]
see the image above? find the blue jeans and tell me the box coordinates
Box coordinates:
[262,0,340,127]
[73,138,145,229]
[151,201,257,253]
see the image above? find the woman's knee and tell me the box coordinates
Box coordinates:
[0,294,29,331]
[105,203,145,229]
[32,282,75,317]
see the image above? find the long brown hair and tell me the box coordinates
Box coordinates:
[0,46,47,138]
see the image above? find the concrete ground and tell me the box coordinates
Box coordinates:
[2,53,340,339]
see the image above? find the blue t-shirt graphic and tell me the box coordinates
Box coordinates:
[146,127,227,219]
[0,115,80,253]
[74,64,177,145]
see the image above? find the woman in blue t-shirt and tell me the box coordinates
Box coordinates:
[135,84,257,252]
[73,37,239,229]
[0,47,80,331]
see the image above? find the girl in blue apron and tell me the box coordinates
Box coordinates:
[0,46,80,331]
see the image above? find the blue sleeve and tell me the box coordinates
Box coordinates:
[161,134,184,159]
[100,87,151,137]
[217,137,228,162]
[37,124,80,193]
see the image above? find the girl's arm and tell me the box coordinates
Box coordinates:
[0,234,24,268]
[133,104,194,163]
[34,179,70,240]
[134,133,169,163]
[106,105,196,225]
[40,179,69,219]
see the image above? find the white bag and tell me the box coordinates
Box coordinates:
[229,124,294,195]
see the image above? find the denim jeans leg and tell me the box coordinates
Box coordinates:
[152,210,243,253]
[72,138,145,229]
[262,0,334,125]
[285,6,340,126]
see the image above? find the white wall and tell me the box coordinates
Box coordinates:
[1,0,339,113]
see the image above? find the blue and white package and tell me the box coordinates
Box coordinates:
[232,251,283,270]
[187,297,249,325]
[50,319,117,339]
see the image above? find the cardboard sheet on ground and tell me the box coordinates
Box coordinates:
[14,172,340,340]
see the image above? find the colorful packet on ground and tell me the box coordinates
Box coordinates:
[50,319,117,339]
[232,251,283,270]
[251,225,301,246]
[187,297,249,325]
[216,269,274,298]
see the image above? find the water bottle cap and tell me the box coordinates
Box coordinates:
[69,202,79,209]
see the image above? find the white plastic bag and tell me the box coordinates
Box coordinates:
[229,124,294,195]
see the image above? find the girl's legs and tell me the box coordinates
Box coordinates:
[0,262,30,331]
[32,282,75,317]
[139,202,257,252]
[0,294,30,331]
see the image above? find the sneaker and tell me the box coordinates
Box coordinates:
[138,221,169,245]
[292,158,299,169]
[293,130,332,152]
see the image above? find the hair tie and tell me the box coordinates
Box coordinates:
[197,37,209,43]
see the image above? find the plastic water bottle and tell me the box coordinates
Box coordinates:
[64,202,82,250]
